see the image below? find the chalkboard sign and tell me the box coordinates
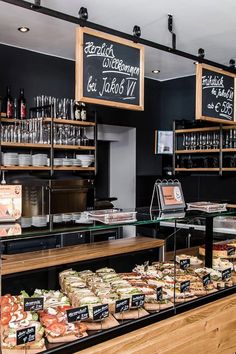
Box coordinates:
[66,306,89,323]
[92,304,109,321]
[24,298,44,312]
[76,27,144,111]
[115,298,130,313]
[179,258,190,270]
[16,326,35,346]
[196,64,236,124]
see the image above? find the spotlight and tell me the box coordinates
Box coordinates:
[152,69,160,74]
[229,59,235,69]
[30,0,41,10]
[18,26,30,33]
[198,48,205,59]
[79,7,88,21]
[133,25,141,38]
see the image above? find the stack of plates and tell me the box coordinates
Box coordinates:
[53,214,63,223]
[76,154,95,167]
[21,217,32,228]
[19,154,32,166]
[32,215,48,227]
[62,213,72,222]
[54,158,63,166]
[32,154,48,167]
[72,159,82,166]
[3,153,19,166]
[62,158,74,166]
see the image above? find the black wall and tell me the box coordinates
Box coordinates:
[1,44,236,206]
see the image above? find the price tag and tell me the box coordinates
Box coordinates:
[179,259,190,270]
[115,298,130,313]
[24,298,44,312]
[16,326,35,346]
[93,304,109,321]
[202,273,211,287]
[221,268,232,281]
[131,294,145,308]
[66,306,89,323]
[156,287,163,301]
[180,280,190,293]
[227,246,235,257]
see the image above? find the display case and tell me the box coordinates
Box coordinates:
[1,208,236,353]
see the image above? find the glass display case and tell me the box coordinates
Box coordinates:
[1,208,236,353]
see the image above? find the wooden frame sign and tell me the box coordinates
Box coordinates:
[75,27,144,110]
[196,63,236,124]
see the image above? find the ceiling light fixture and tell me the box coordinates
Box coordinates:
[78,7,88,21]
[18,26,30,33]
[152,69,160,74]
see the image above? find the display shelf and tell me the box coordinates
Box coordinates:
[0,166,51,170]
[175,149,220,154]
[222,148,236,152]
[1,236,164,275]
[53,166,95,171]
[175,127,220,134]
[54,144,95,150]
[44,118,95,126]
[0,142,51,149]
[222,168,236,171]
[0,117,19,123]
[175,168,220,172]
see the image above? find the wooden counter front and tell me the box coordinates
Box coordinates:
[2,236,164,275]
[78,294,236,354]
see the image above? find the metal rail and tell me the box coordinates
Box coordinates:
[1,0,236,74]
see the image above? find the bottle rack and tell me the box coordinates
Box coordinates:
[173,121,236,175]
[0,113,97,176]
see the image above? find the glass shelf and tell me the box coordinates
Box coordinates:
[0,207,236,242]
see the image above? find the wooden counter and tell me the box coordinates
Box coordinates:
[1,236,164,275]
[78,294,236,354]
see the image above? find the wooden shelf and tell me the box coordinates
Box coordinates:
[0,166,95,171]
[222,168,236,171]
[175,127,220,134]
[1,166,51,171]
[0,117,96,126]
[1,142,51,149]
[54,144,95,150]
[54,166,95,171]
[44,118,95,126]
[175,149,220,154]
[1,236,164,275]
[175,168,219,172]
[222,148,236,152]
[222,125,236,130]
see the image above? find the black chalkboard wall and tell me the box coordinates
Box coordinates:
[76,27,144,111]
[196,64,235,123]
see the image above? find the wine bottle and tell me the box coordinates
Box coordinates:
[18,88,26,119]
[5,86,13,118]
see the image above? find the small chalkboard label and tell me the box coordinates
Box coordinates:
[221,268,232,280]
[202,273,211,287]
[180,280,190,293]
[24,298,44,312]
[131,294,145,308]
[180,259,190,270]
[227,246,235,257]
[115,298,130,313]
[66,306,89,323]
[156,287,163,301]
[16,326,35,346]
[93,304,109,321]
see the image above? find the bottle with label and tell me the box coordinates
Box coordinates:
[80,102,87,121]
[13,98,17,119]
[18,88,26,119]
[74,101,81,120]
[5,86,13,118]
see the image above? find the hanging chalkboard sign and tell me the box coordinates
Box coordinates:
[196,64,236,124]
[76,27,144,111]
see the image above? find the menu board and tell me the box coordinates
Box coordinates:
[196,64,236,124]
[76,27,144,111]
